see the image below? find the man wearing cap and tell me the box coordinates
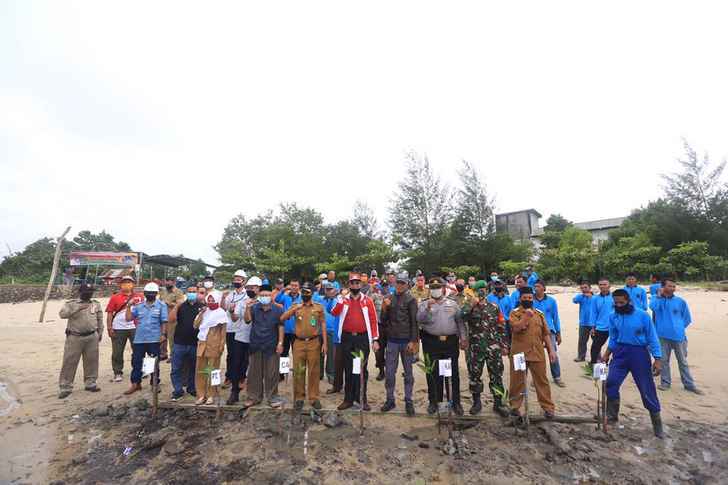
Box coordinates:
[331,273,380,411]
[379,271,418,415]
[58,284,104,399]
[320,282,340,385]
[226,275,261,403]
[124,282,168,395]
[221,270,248,389]
[105,276,143,383]
[417,278,468,416]
[159,279,186,361]
[370,283,388,381]
[410,274,431,302]
[280,283,328,410]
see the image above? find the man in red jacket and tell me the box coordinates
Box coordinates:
[331,272,380,411]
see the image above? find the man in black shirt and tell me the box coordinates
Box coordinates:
[168,283,203,400]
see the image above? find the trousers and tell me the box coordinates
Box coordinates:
[332,342,345,391]
[229,340,250,390]
[375,334,388,371]
[247,351,280,403]
[576,326,592,361]
[659,338,696,390]
[590,329,609,364]
[225,332,236,380]
[508,357,555,413]
[59,333,99,391]
[384,340,414,402]
[421,332,461,405]
[170,343,197,394]
[467,334,504,399]
[549,332,561,380]
[110,328,135,375]
[340,332,370,404]
[195,355,221,399]
[130,342,161,385]
[292,338,321,402]
[606,344,660,412]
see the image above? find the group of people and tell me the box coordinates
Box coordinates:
[57,266,702,438]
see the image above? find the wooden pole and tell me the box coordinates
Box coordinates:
[39,226,71,323]
[152,355,160,417]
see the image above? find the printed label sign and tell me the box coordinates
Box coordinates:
[142,356,155,375]
[439,358,452,377]
[593,363,608,381]
[353,357,361,375]
[513,353,527,371]
[210,369,222,386]
[279,357,291,374]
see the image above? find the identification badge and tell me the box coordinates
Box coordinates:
[210,369,222,386]
[310,317,316,327]
[593,363,607,381]
[353,357,361,375]
[142,356,155,375]
[439,358,452,377]
[513,353,527,371]
[279,357,291,374]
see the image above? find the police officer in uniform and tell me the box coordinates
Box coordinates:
[58,283,104,399]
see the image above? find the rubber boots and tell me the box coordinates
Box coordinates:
[650,412,665,439]
[469,393,482,415]
[606,398,620,423]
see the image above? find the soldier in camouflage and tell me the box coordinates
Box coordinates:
[462,288,509,416]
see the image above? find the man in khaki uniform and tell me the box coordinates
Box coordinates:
[508,286,557,419]
[280,283,327,410]
[159,279,186,361]
[58,283,104,399]
[410,274,431,302]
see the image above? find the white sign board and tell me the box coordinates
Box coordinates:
[279,357,291,374]
[593,363,608,381]
[210,369,222,386]
[142,356,155,375]
[353,357,361,375]
[513,353,527,371]
[438,358,452,377]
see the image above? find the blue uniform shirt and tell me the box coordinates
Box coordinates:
[533,294,561,333]
[527,272,540,288]
[487,294,514,322]
[649,283,661,299]
[572,293,593,326]
[275,292,303,334]
[607,308,661,358]
[623,285,648,310]
[510,288,523,309]
[590,293,614,332]
[131,300,168,344]
[650,295,692,342]
[322,296,340,343]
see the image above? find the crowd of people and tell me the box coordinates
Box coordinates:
[56,266,703,438]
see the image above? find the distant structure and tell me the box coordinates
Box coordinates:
[495,209,626,246]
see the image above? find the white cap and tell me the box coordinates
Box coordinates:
[246,276,263,287]
[144,282,159,292]
[319,273,327,280]
[234,270,247,278]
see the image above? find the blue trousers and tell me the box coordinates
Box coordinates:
[606,344,660,412]
[170,343,197,394]
[549,332,561,380]
[130,342,161,384]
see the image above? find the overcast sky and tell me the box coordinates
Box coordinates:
[2,1,727,265]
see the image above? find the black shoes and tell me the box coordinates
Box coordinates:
[380,400,395,412]
[376,369,385,381]
[294,400,304,411]
[226,392,239,405]
[650,412,665,439]
[453,403,464,416]
[405,401,415,417]
[58,390,71,399]
[85,385,101,392]
[469,393,482,415]
[427,402,438,415]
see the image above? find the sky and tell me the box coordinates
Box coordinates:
[2,1,727,265]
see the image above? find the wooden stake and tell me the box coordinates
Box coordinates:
[152,355,160,417]
[39,226,71,323]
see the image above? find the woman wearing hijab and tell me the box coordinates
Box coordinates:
[193,290,228,405]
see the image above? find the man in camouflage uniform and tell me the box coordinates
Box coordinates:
[462,288,508,416]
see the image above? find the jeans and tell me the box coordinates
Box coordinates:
[130,342,161,384]
[384,340,414,402]
[324,331,336,381]
[659,338,696,389]
[170,343,197,394]
[549,332,561,380]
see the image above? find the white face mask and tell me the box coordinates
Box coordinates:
[431,289,443,299]
[203,281,214,289]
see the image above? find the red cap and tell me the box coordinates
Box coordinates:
[348,272,361,282]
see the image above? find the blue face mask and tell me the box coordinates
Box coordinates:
[491,275,498,281]
[259,296,272,305]
[186,292,197,302]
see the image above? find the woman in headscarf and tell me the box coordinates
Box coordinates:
[193,290,228,405]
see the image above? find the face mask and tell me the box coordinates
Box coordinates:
[144,292,156,302]
[187,292,197,302]
[165,284,174,290]
[246,290,256,298]
[491,276,498,281]
[302,294,312,302]
[203,281,214,289]
[456,284,465,293]
[208,302,220,310]
[614,303,633,315]
[259,296,271,305]
[520,300,533,309]
[447,276,455,283]
[120,283,134,292]
[349,288,361,296]
[431,289,443,299]
[232,282,243,289]
[80,292,93,302]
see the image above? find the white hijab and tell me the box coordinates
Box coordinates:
[198,290,227,341]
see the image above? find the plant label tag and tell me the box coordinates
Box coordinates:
[439,358,452,377]
[142,357,155,375]
[210,369,222,386]
[513,353,527,371]
[279,357,291,374]
[593,363,607,381]
[353,357,361,375]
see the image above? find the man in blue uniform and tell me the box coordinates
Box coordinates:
[602,289,664,438]
[572,280,593,362]
[623,272,647,311]
[650,278,703,395]
[533,280,565,387]
[588,277,614,372]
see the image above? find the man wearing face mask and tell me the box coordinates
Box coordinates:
[222,270,248,389]
[602,289,664,437]
[202,275,215,294]
[124,282,168,395]
[58,283,104,399]
[418,278,468,416]
[159,279,186,362]
[105,275,142,383]
[533,280,565,387]
[510,275,528,308]
[588,278,614,372]
[508,286,557,419]
[167,283,202,400]
[275,279,303,376]
[227,276,261,404]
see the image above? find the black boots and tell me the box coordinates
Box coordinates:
[493,396,510,418]
[650,412,665,439]
[469,393,482,415]
[606,398,620,423]
[226,388,239,405]
[376,368,385,381]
